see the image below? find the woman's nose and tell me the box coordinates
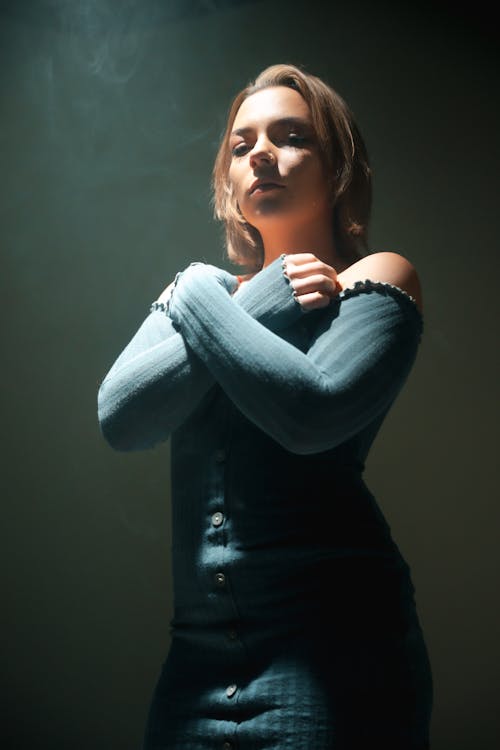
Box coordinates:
[249,140,276,168]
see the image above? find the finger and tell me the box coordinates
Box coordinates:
[156,281,175,304]
[284,252,319,266]
[295,291,332,311]
[285,259,338,282]
[291,274,338,296]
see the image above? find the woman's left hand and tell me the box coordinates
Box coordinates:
[283,253,340,311]
[156,263,240,319]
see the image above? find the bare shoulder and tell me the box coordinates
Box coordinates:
[337,251,423,314]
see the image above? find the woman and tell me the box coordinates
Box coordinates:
[98,64,433,749]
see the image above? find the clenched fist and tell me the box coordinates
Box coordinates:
[283,253,340,310]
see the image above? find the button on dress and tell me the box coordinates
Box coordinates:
[97,256,433,749]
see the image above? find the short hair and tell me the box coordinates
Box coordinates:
[212,64,372,271]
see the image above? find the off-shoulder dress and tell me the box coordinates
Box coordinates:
[97,254,433,749]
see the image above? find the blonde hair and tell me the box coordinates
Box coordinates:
[212,63,372,271]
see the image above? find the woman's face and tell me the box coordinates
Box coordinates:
[228,86,332,232]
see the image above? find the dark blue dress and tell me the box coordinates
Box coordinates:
[98,255,433,749]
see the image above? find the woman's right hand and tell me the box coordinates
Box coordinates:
[283,253,340,311]
[155,280,176,306]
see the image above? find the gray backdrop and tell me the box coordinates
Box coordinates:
[2,1,498,748]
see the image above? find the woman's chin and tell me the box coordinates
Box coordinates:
[243,205,294,229]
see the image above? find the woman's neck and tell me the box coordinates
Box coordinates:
[260,220,349,273]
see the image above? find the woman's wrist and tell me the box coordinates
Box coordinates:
[230,254,305,329]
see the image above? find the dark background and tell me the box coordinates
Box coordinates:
[1,1,498,748]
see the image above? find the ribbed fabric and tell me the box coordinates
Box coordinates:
[97,257,304,451]
[165,260,422,455]
[97,256,433,749]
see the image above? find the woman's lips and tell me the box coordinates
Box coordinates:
[249,181,285,195]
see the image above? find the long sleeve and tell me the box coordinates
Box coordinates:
[167,263,423,455]
[97,256,304,451]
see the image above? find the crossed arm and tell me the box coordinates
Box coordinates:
[97,256,304,450]
[97,254,422,454]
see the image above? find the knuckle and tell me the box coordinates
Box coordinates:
[292,278,306,294]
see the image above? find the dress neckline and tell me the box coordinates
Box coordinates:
[337,278,423,322]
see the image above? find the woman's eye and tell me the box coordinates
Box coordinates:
[231,143,249,157]
[287,133,306,145]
